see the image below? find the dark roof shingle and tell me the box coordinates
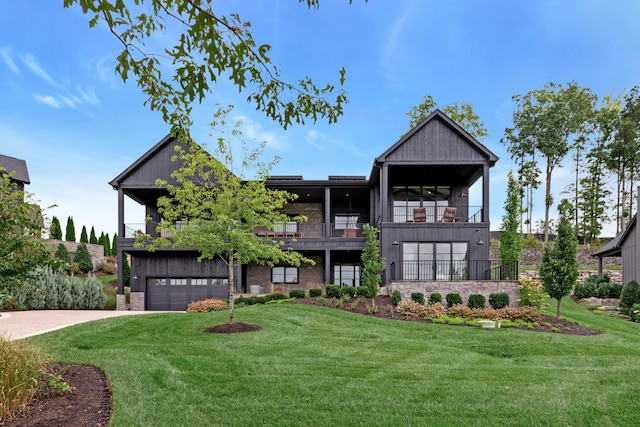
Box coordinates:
[0,154,30,184]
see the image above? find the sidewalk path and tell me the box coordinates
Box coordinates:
[0,310,165,340]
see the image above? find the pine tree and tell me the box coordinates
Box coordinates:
[50,216,63,240]
[65,216,76,242]
[103,232,111,256]
[122,253,131,286]
[54,242,71,263]
[89,226,98,244]
[111,233,118,256]
[75,243,94,272]
[80,225,89,243]
[361,224,385,299]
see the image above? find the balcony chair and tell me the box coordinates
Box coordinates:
[413,207,427,222]
[440,207,462,222]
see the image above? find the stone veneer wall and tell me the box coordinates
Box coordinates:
[520,269,622,284]
[129,292,145,311]
[387,280,520,308]
[490,248,621,267]
[45,239,107,270]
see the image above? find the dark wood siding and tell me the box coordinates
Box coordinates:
[118,140,183,188]
[621,221,638,284]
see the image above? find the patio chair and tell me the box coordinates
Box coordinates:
[440,207,462,222]
[413,207,427,222]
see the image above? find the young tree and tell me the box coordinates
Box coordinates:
[64,0,356,141]
[539,199,578,318]
[361,225,385,300]
[80,225,89,243]
[406,95,488,139]
[499,172,523,279]
[54,242,71,264]
[0,173,50,292]
[122,253,131,286]
[89,226,98,244]
[75,242,94,272]
[103,233,111,256]
[65,216,76,242]
[49,216,63,240]
[502,82,596,243]
[139,106,313,324]
[112,233,118,256]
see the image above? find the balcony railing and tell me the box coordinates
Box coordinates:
[391,260,519,281]
[124,221,188,238]
[393,205,483,223]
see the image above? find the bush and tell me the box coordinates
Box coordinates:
[309,288,322,298]
[391,290,401,306]
[397,301,446,319]
[595,283,611,298]
[356,286,372,298]
[74,243,93,272]
[186,298,228,312]
[446,293,462,308]
[289,289,306,299]
[325,284,340,298]
[264,293,288,302]
[428,293,442,305]
[630,303,640,322]
[467,294,486,309]
[339,286,356,298]
[573,281,596,299]
[518,277,549,311]
[0,337,49,421]
[97,260,117,275]
[608,283,623,299]
[620,280,640,315]
[54,243,71,263]
[489,293,509,309]
[410,292,424,305]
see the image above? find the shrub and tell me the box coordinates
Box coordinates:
[289,289,306,299]
[309,288,322,298]
[573,281,596,299]
[518,277,549,311]
[54,243,71,263]
[186,298,229,312]
[608,283,623,299]
[356,286,372,298]
[428,293,442,305]
[489,293,509,309]
[325,284,340,298]
[631,303,640,322]
[0,337,49,421]
[74,243,93,272]
[396,301,428,318]
[339,286,356,298]
[264,292,288,302]
[595,283,611,298]
[423,302,447,319]
[619,280,640,315]
[97,260,117,275]
[446,293,462,307]
[391,290,401,306]
[467,294,486,309]
[410,292,424,305]
[446,303,472,319]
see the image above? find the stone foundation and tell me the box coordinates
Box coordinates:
[130,292,145,311]
[116,294,127,311]
[386,281,520,308]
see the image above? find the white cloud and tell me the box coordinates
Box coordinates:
[61,96,76,108]
[20,53,62,88]
[76,86,100,105]
[34,95,60,108]
[380,1,418,85]
[305,129,325,150]
[237,115,286,150]
[0,47,19,74]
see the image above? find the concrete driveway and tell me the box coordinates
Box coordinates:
[0,310,165,340]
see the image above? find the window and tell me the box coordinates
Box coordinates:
[191,279,207,286]
[402,242,467,280]
[148,278,167,286]
[334,263,361,287]
[393,185,450,222]
[274,220,298,234]
[212,278,228,287]
[170,278,187,286]
[335,214,359,230]
[272,267,298,284]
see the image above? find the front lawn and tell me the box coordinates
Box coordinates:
[27,298,640,426]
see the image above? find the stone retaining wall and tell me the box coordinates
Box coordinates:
[387,280,520,308]
[520,269,622,284]
[489,248,621,267]
[45,239,107,270]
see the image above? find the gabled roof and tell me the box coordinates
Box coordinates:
[592,215,636,258]
[109,134,175,188]
[374,109,499,165]
[0,154,30,184]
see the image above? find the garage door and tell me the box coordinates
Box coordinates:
[146,278,229,311]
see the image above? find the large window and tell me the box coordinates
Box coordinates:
[335,214,359,230]
[393,185,450,222]
[402,242,468,280]
[334,263,361,287]
[272,266,298,284]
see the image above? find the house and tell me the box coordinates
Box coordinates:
[111,110,518,311]
[592,190,639,285]
[0,154,30,192]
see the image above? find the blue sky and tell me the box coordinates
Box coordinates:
[2,0,639,238]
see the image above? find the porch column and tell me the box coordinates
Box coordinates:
[324,249,332,284]
[116,188,125,308]
[381,164,389,222]
[117,188,125,237]
[597,257,603,275]
[482,164,490,222]
[324,187,331,237]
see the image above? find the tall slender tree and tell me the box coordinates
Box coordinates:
[539,199,578,318]
[112,233,118,256]
[80,225,89,243]
[499,172,523,279]
[103,233,111,256]
[361,225,385,300]
[89,226,98,244]
[49,216,63,240]
[65,216,76,242]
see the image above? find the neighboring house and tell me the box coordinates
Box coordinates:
[111,110,517,311]
[593,205,638,285]
[0,154,30,192]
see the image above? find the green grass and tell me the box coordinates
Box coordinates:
[26,300,640,426]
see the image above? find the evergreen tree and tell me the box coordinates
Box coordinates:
[65,216,76,242]
[539,199,579,318]
[98,232,105,245]
[111,233,118,256]
[75,243,94,272]
[89,226,98,244]
[499,172,523,279]
[361,224,385,299]
[103,232,111,256]
[49,216,63,240]
[80,225,89,244]
[122,253,131,286]
[54,242,71,264]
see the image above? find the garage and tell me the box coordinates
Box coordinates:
[146,277,229,311]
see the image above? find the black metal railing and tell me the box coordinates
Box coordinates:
[394,260,519,281]
[392,205,483,223]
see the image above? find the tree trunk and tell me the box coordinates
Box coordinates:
[544,162,553,244]
[556,297,562,319]
[228,252,235,324]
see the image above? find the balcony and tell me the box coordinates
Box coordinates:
[391,260,518,281]
[393,205,483,223]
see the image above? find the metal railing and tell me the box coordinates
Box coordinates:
[392,205,483,223]
[394,260,519,281]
